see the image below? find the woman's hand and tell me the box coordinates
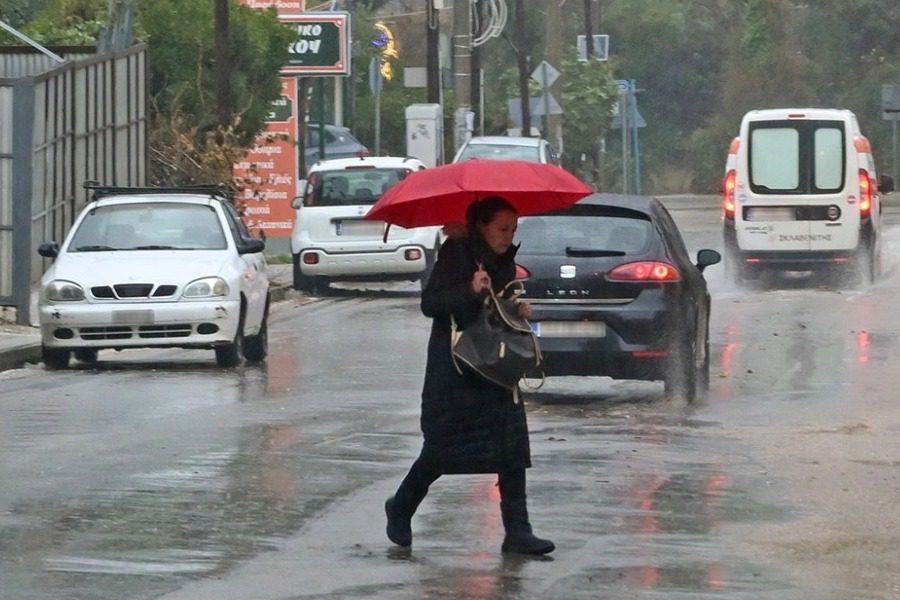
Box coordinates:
[470,267,492,295]
[517,301,533,320]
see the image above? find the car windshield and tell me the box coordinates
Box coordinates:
[458,143,540,162]
[68,202,227,251]
[306,168,411,207]
[517,214,653,256]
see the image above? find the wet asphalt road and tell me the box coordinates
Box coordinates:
[1,201,899,599]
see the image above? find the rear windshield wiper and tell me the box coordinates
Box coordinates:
[565,246,626,257]
[74,245,116,251]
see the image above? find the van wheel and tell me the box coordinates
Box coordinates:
[855,243,876,285]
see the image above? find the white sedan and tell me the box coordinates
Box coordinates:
[37,186,269,369]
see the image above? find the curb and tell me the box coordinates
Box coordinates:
[0,341,42,372]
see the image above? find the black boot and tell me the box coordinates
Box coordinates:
[385,496,412,547]
[500,498,555,555]
[385,455,440,547]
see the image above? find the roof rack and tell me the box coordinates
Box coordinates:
[83,181,231,201]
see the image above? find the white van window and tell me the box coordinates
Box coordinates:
[814,128,842,189]
[751,128,799,190]
[749,120,845,194]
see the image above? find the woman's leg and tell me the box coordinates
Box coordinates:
[498,468,555,555]
[385,451,441,546]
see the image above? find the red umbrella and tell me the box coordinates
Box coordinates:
[365,159,593,229]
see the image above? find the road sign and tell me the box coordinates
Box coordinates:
[882,84,900,121]
[577,34,609,61]
[507,94,563,128]
[530,61,560,88]
[279,12,350,75]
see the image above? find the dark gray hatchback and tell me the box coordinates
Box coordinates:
[515,193,721,401]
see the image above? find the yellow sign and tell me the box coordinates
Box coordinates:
[374,22,398,80]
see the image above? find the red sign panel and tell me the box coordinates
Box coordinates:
[234,77,298,238]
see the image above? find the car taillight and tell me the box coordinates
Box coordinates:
[858,169,873,218]
[607,261,681,282]
[514,264,531,280]
[722,170,736,220]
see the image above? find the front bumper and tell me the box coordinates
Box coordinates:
[39,298,241,349]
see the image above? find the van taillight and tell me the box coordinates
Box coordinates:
[858,169,873,218]
[607,261,681,282]
[722,170,736,219]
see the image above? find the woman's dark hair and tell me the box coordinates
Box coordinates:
[466,196,517,234]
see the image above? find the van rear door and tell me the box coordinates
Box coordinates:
[738,119,857,252]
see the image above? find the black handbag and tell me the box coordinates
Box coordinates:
[451,283,543,393]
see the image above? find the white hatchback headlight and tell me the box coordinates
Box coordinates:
[44,280,85,301]
[183,277,229,298]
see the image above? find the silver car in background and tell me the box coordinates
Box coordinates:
[452,135,560,165]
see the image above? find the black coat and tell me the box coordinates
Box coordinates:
[418,235,532,474]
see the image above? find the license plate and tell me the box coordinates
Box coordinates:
[532,321,606,338]
[335,219,382,236]
[112,310,154,324]
[746,207,794,221]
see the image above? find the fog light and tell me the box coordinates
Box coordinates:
[53,328,74,340]
[405,248,422,261]
[197,323,219,335]
[302,252,320,265]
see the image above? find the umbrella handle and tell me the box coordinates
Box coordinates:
[382,223,391,243]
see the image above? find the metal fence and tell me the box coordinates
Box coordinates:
[0,45,146,324]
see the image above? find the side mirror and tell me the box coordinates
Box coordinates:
[695,248,722,273]
[291,195,303,209]
[238,238,265,255]
[38,241,59,258]
[879,174,895,193]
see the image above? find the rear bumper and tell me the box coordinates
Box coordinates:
[297,245,429,278]
[529,301,677,380]
[536,336,669,380]
[724,222,868,271]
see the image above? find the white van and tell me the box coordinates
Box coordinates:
[722,108,894,283]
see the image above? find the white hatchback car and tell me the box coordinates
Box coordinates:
[452,135,560,165]
[37,185,270,369]
[290,156,442,292]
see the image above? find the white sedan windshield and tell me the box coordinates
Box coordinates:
[69,203,227,251]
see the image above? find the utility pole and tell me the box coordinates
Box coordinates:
[426,0,441,104]
[514,0,530,136]
[545,0,562,151]
[452,0,472,151]
[470,0,483,136]
[583,0,594,59]
[213,0,232,129]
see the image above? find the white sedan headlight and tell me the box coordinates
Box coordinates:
[183,277,229,298]
[44,280,85,301]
